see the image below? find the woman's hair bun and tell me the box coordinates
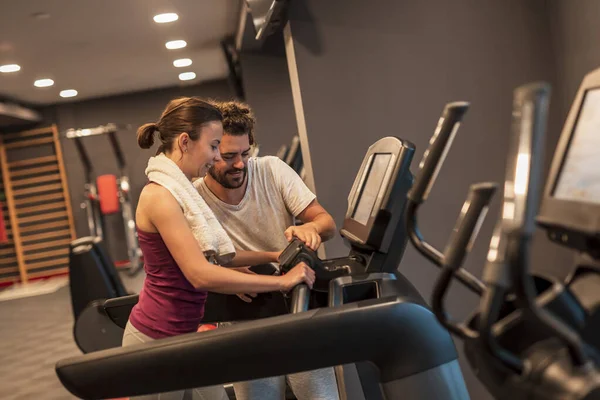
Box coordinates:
[137,122,158,149]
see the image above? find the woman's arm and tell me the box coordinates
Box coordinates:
[144,186,312,293]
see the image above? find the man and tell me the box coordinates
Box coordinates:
[195,100,339,400]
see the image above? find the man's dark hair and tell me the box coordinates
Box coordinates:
[211,100,256,145]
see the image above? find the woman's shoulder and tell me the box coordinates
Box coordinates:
[137,183,183,232]
[140,182,171,199]
[139,183,179,211]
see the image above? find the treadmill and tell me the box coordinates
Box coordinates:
[55,104,477,400]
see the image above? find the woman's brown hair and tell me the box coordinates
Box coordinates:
[137,97,223,153]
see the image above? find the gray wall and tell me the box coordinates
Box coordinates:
[42,80,233,262]
[285,1,574,398]
[240,33,297,157]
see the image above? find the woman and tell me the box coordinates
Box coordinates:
[123,97,315,400]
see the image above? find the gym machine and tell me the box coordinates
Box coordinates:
[276,135,305,177]
[54,102,477,399]
[66,123,142,275]
[68,236,129,353]
[471,73,600,398]
[408,70,600,399]
[276,143,289,160]
[56,65,600,399]
[284,135,304,176]
[55,67,600,399]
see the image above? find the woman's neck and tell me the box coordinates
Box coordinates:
[164,151,192,181]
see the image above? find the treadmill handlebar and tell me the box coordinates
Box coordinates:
[408,101,470,204]
[56,297,458,400]
[291,284,310,313]
[278,238,350,291]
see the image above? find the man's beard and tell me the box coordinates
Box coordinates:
[208,166,247,189]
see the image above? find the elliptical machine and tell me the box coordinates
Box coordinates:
[66,123,142,275]
[69,236,129,354]
[408,70,600,399]
[276,135,304,177]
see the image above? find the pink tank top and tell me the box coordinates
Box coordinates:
[129,228,208,339]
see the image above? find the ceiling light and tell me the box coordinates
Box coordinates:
[173,58,192,67]
[166,40,186,50]
[34,78,54,87]
[60,89,78,98]
[0,64,21,73]
[154,13,178,23]
[179,72,196,81]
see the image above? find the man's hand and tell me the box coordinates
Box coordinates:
[285,224,321,251]
[233,266,258,302]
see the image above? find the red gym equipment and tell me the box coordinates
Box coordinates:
[66,124,142,275]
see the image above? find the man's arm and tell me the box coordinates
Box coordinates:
[285,199,336,250]
[223,250,280,267]
[266,157,336,251]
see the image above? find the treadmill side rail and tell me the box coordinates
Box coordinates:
[56,297,458,400]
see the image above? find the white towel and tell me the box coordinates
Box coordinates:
[145,153,236,265]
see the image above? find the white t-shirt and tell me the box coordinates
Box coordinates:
[195,156,316,256]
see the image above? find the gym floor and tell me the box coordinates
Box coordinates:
[0,272,144,400]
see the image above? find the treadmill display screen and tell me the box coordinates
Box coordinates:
[353,153,392,225]
[554,88,600,205]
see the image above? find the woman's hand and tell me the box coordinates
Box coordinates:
[279,262,316,291]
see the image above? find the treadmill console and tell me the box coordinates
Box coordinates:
[538,67,600,257]
[340,137,415,255]
[278,136,415,288]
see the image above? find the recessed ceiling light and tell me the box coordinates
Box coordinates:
[60,89,78,98]
[179,72,196,81]
[0,64,21,73]
[154,13,178,23]
[173,58,192,67]
[166,40,187,50]
[34,78,54,87]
